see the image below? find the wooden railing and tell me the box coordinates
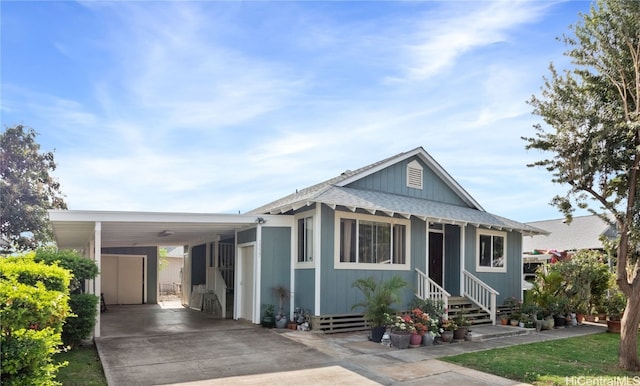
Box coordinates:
[415,268,450,311]
[462,270,499,324]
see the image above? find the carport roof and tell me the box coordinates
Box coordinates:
[48,210,274,249]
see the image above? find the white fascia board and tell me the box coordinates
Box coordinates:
[48,209,284,225]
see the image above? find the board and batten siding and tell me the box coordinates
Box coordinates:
[260,227,291,316]
[463,226,523,303]
[102,246,158,304]
[443,224,461,295]
[294,269,315,314]
[345,156,469,207]
[319,205,414,315]
[237,228,256,244]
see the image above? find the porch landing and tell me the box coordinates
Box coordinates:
[464,324,529,342]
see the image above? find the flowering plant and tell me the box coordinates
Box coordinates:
[411,308,431,335]
[440,317,457,332]
[385,313,416,334]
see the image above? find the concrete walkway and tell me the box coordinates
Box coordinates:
[95,305,607,386]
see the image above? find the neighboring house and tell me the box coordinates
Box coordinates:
[49,146,545,337]
[158,246,183,296]
[521,214,617,285]
[523,214,617,254]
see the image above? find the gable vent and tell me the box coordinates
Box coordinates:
[407,160,423,190]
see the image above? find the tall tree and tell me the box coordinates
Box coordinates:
[0,125,67,253]
[524,0,640,370]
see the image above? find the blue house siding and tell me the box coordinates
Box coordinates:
[318,205,415,315]
[463,227,523,303]
[102,246,158,304]
[237,228,256,244]
[345,156,468,206]
[411,218,427,274]
[260,227,291,314]
[294,269,315,314]
[443,224,461,295]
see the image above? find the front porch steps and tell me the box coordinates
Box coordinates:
[446,296,492,325]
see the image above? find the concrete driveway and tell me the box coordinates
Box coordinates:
[97,304,604,385]
[95,304,343,385]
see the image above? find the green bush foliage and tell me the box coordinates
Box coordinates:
[35,247,99,294]
[0,255,71,385]
[35,248,100,348]
[63,293,99,348]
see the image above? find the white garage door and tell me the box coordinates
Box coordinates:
[102,254,145,305]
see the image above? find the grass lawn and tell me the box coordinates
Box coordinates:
[54,343,107,386]
[443,332,640,385]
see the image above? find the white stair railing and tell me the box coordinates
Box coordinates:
[206,267,227,318]
[462,270,499,324]
[415,268,450,312]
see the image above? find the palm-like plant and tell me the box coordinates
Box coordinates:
[351,276,408,327]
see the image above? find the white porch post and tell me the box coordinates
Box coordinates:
[290,220,296,319]
[94,221,102,338]
[255,224,262,324]
[314,204,322,316]
[459,224,465,297]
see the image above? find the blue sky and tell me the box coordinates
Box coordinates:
[1,1,593,222]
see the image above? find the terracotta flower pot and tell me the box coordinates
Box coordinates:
[607,320,621,333]
[409,333,422,347]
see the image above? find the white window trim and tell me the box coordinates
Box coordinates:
[294,210,315,269]
[334,211,411,271]
[475,229,507,273]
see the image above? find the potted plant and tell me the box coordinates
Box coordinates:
[387,313,415,349]
[261,304,275,328]
[606,290,626,333]
[273,285,290,329]
[453,312,470,340]
[439,318,457,343]
[351,275,408,343]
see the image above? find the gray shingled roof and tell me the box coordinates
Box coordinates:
[523,214,617,252]
[252,185,545,234]
[248,147,546,235]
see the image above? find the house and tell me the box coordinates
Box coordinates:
[522,214,617,281]
[48,146,546,336]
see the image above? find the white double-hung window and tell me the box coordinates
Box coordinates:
[335,212,410,270]
[476,229,506,272]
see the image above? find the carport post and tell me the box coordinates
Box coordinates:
[94,221,101,338]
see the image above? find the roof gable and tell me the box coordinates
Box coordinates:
[336,147,483,209]
[249,147,483,215]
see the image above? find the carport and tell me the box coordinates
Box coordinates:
[48,210,291,337]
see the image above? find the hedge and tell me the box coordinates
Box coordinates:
[0,255,71,385]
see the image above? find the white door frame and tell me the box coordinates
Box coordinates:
[235,242,258,323]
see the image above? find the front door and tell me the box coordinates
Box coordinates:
[428,232,444,287]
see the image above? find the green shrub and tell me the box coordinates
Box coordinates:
[36,247,99,294]
[62,293,99,348]
[0,256,71,385]
[35,248,100,348]
[0,253,70,292]
[1,327,66,386]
